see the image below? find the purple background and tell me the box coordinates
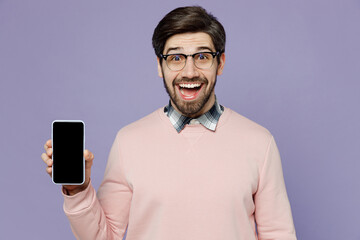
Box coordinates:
[1,0,359,239]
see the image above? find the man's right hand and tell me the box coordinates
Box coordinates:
[41,139,94,196]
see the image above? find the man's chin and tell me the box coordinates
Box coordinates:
[172,94,210,117]
[177,105,202,117]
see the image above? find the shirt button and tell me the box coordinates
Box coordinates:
[189,119,200,125]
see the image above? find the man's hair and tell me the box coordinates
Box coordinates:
[152,6,226,62]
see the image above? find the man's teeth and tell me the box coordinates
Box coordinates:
[179,83,201,88]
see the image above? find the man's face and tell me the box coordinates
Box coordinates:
[157,32,225,118]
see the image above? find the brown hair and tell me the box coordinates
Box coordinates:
[152,6,226,62]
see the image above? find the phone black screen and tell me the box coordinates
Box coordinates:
[52,121,84,184]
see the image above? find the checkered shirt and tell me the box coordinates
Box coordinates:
[164,98,224,133]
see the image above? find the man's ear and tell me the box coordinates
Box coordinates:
[216,53,225,76]
[157,57,163,78]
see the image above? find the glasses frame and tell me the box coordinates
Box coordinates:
[160,51,221,71]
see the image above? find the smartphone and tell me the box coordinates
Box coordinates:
[51,120,85,185]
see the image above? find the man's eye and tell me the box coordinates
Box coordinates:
[199,54,207,59]
[169,55,182,61]
[196,53,209,60]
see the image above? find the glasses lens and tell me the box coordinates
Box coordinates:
[194,53,214,69]
[166,54,186,71]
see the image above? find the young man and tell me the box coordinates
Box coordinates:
[42,6,297,240]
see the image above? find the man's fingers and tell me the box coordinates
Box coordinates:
[44,139,52,157]
[46,147,52,157]
[41,153,53,166]
[84,150,94,160]
[84,149,90,159]
[84,150,94,169]
[46,166,52,176]
[41,152,49,163]
[44,139,52,150]
[41,152,47,162]
[42,140,53,178]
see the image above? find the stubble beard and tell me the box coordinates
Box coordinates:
[162,76,217,117]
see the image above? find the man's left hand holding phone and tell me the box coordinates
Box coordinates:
[41,120,95,196]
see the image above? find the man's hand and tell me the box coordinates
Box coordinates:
[41,139,94,196]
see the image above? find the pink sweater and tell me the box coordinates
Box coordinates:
[63,107,296,240]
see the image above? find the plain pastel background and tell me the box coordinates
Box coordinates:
[0,0,359,239]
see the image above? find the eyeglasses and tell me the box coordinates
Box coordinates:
[160,51,220,71]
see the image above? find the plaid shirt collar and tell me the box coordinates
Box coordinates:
[164,97,224,133]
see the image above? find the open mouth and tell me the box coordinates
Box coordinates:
[177,83,204,100]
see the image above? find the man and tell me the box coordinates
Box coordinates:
[42,6,297,240]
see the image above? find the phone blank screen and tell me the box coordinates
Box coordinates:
[52,121,84,184]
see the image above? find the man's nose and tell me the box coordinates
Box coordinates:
[180,57,200,79]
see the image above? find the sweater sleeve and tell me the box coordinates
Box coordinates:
[63,132,132,240]
[254,136,297,240]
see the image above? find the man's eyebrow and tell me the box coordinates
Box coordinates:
[165,46,215,55]
[165,47,183,54]
[196,46,214,52]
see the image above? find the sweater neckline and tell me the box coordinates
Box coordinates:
[157,105,232,134]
